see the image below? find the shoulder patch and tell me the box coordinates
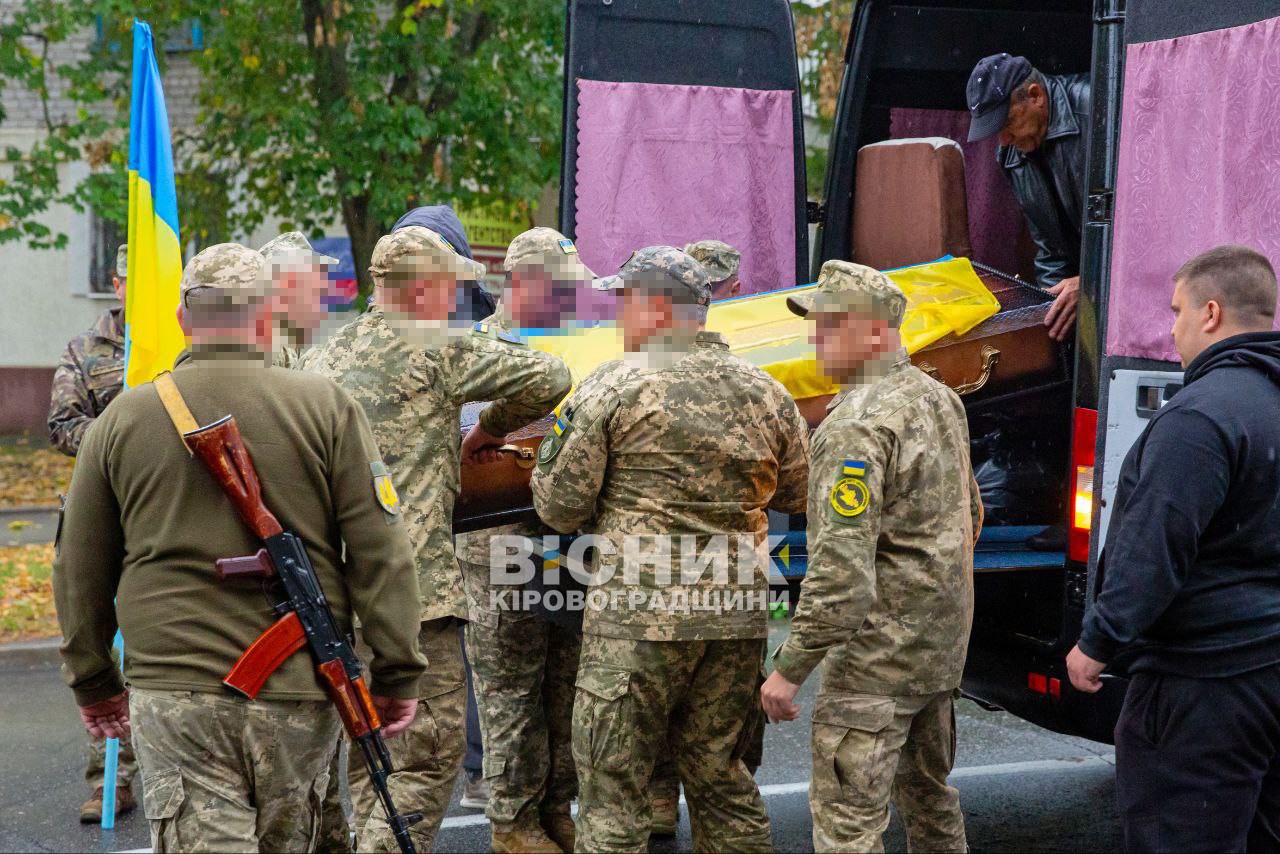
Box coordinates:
[830,476,870,519]
[497,328,524,345]
[370,460,401,516]
[558,238,578,255]
[537,415,573,466]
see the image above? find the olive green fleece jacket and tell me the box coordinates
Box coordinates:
[53,354,427,706]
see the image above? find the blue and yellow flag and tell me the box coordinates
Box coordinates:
[124,20,185,388]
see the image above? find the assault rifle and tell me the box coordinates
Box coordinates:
[183,414,422,854]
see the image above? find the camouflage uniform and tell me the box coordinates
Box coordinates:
[130,688,341,853]
[683,239,740,288]
[531,246,810,853]
[48,307,125,456]
[299,226,571,852]
[454,228,592,848]
[53,243,427,854]
[772,261,982,854]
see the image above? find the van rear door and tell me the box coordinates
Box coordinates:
[559,0,809,289]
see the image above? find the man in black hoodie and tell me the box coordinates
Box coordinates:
[1067,245,1280,851]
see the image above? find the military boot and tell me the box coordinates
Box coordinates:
[79,785,137,823]
[490,825,563,854]
[540,810,576,852]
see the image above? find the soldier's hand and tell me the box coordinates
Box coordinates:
[461,423,507,465]
[80,691,131,740]
[372,696,418,737]
[761,671,802,723]
[1066,644,1105,693]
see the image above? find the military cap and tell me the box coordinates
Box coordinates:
[683,240,740,283]
[593,245,711,306]
[179,243,269,305]
[504,227,597,282]
[115,244,128,278]
[258,231,338,265]
[369,225,486,284]
[786,260,907,327]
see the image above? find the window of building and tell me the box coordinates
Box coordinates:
[89,211,124,294]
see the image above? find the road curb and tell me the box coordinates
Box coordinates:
[0,636,61,667]
[0,505,60,516]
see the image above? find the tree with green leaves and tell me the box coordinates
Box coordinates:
[0,0,564,299]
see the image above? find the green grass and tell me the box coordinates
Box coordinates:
[0,544,58,641]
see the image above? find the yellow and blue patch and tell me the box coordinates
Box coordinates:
[559,238,578,255]
[830,475,871,518]
[552,416,569,436]
[842,459,867,478]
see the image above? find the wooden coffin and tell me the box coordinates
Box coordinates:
[455,271,1067,525]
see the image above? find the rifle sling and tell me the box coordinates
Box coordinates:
[153,371,199,455]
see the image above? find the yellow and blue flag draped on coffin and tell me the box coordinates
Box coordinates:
[124,20,185,389]
[523,256,1000,402]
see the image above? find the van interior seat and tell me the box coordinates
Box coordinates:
[852,137,972,272]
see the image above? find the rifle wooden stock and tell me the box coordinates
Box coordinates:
[183,415,283,540]
[223,611,307,698]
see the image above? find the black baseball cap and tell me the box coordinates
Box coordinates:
[966,53,1033,142]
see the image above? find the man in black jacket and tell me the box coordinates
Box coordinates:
[967,53,1089,342]
[1068,245,1280,851]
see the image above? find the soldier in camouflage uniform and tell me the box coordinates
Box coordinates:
[454,227,593,854]
[49,243,129,457]
[647,238,749,835]
[258,231,338,369]
[300,226,572,852]
[531,246,810,853]
[53,243,427,853]
[760,261,982,853]
[684,239,741,301]
[47,244,139,823]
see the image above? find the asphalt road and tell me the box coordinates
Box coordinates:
[0,625,1120,853]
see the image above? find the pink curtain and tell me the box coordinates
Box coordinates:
[1108,16,1280,361]
[573,79,797,317]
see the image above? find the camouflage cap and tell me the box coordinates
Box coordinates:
[593,245,711,306]
[369,225,486,284]
[179,243,269,305]
[786,260,907,327]
[258,231,338,266]
[683,239,740,283]
[504,227,596,281]
[115,244,128,278]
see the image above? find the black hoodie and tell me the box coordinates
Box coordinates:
[1079,331,1280,677]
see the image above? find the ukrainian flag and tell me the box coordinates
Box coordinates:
[843,460,867,478]
[124,20,185,388]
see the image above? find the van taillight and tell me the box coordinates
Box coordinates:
[1069,408,1098,563]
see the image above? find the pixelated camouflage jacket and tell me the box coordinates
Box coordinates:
[772,352,983,695]
[531,331,810,641]
[48,306,125,456]
[299,307,571,622]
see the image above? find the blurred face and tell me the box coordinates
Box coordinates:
[112,275,126,304]
[176,297,273,354]
[1170,277,1220,368]
[620,289,673,352]
[378,271,463,322]
[812,310,897,383]
[997,83,1050,153]
[506,267,580,329]
[711,274,741,302]
[271,262,329,342]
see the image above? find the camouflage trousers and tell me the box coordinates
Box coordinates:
[85,730,138,790]
[573,634,772,853]
[348,617,466,852]
[809,689,966,853]
[461,558,581,832]
[129,688,340,853]
[650,639,768,808]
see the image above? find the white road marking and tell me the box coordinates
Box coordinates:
[115,753,1117,849]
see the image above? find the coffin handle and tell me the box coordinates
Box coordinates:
[918,346,1001,396]
[498,444,537,469]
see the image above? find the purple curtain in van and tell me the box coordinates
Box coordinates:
[1108,16,1280,362]
[573,79,796,315]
